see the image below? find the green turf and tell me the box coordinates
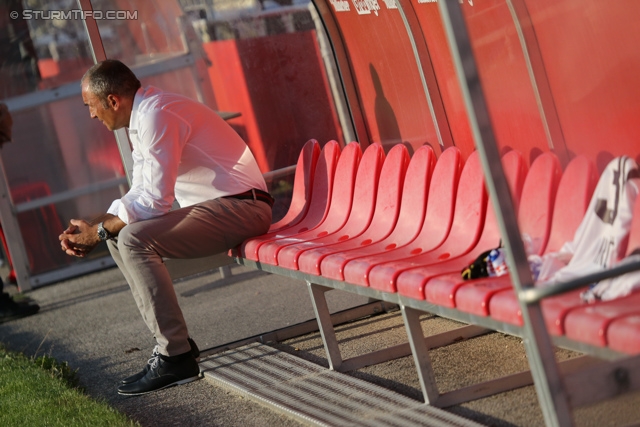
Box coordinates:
[0,344,138,427]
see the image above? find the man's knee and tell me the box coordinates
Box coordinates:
[114,225,148,256]
[115,225,134,247]
[116,223,161,258]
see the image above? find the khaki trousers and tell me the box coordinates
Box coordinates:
[108,197,272,356]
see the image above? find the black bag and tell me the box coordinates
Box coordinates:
[461,241,504,280]
[461,248,494,280]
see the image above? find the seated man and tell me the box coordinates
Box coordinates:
[0,103,40,323]
[59,60,272,396]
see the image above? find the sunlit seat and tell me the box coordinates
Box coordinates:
[274,143,387,269]
[238,140,341,261]
[367,150,488,294]
[410,151,527,307]
[340,147,462,287]
[318,145,436,279]
[395,149,527,302]
[269,139,321,233]
[488,155,598,328]
[292,144,411,275]
[258,142,375,265]
[445,152,563,315]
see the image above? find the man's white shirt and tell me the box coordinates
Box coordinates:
[108,86,267,224]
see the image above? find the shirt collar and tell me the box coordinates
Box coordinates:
[128,86,145,132]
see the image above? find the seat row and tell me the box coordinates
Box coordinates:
[231,139,640,419]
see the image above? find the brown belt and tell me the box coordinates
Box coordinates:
[223,189,274,207]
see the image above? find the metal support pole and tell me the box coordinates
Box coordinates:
[401,306,440,404]
[307,282,343,370]
[78,0,134,184]
[437,1,573,425]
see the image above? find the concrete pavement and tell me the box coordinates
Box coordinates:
[1,264,640,426]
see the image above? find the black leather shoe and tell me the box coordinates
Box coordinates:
[117,353,201,396]
[0,293,39,323]
[121,338,200,385]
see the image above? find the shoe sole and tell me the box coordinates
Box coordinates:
[117,373,202,396]
[120,356,201,385]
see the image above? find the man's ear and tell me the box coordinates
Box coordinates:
[107,94,119,110]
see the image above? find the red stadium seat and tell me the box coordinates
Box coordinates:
[489,155,598,328]
[451,152,563,316]
[319,145,436,280]
[418,150,527,306]
[269,139,321,232]
[607,314,640,354]
[274,143,387,269]
[368,150,487,295]
[341,147,462,287]
[238,140,341,261]
[398,150,527,303]
[293,144,415,274]
[258,143,381,265]
[564,292,640,347]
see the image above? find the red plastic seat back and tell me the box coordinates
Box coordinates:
[478,150,528,246]
[438,150,488,256]
[309,141,364,236]
[269,139,321,232]
[503,150,528,216]
[390,145,437,242]
[237,140,341,260]
[286,140,343,234]
[344,144,410,241]
[545,155,598,253]
[518,152,562,256]
[413,147,463,250]
[328,143,386,238]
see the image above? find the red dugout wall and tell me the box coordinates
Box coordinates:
[203,31,344,173]
[524,0,640,171]
[323,0,446,155]
[321,0,640,168]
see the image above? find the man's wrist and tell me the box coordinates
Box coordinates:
[97,222,113,241]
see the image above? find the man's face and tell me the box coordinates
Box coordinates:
[81,81,127,131]
[0,103,13,145]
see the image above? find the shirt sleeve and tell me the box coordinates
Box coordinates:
[114,108,190,224]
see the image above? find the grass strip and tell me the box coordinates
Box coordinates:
[0,344,138,427]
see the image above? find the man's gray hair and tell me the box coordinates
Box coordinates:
[82,59,141,108]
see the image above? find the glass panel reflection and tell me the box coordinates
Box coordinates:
[1,0,125,278]
[0,0,347,281]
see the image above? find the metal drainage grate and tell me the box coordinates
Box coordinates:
[199,342,485,427]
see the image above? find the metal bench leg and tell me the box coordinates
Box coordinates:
[308,281,343,370]
[218,265,232,278]
[402,305,440,405]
